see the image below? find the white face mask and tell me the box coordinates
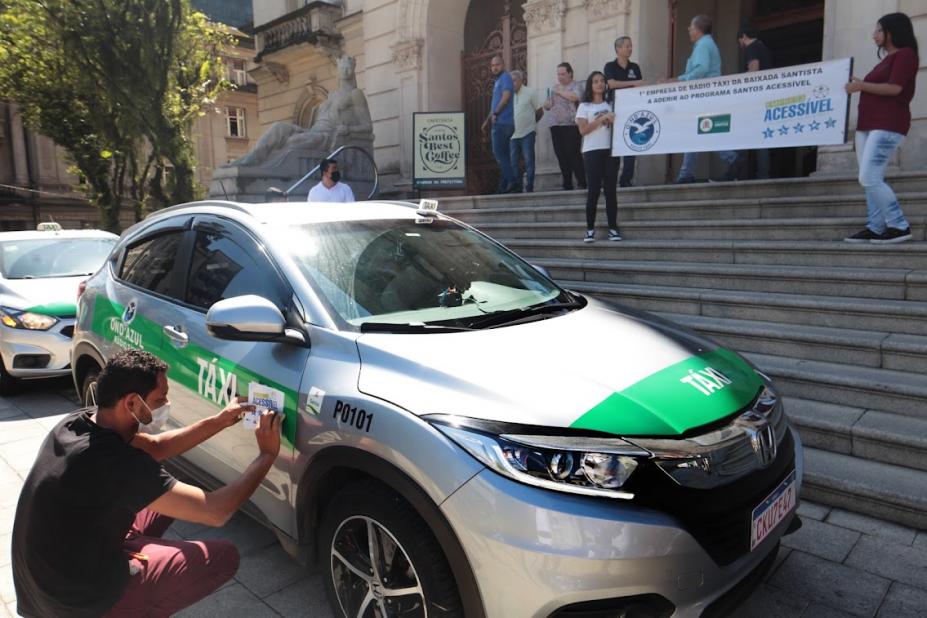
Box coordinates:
[132,396,171,433]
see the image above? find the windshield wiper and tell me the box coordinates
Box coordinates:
[464,297,586,330]
[359,322,473,334]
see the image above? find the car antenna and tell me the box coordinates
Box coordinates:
[217,180,230,201]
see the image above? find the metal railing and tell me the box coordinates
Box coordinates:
[265,145,379,202]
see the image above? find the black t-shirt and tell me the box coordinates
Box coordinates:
[12,410,176,617]
[604,59,643,103]
[743,39,773,72]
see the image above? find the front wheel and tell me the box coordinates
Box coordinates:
[319,480,463,618]
[80,366,100,407]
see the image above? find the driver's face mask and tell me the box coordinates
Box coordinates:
[132,395,171,433]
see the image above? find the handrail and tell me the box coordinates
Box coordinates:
[265,145,379,202]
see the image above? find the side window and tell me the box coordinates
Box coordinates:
[120,232,185,298]
[185,229,286,311]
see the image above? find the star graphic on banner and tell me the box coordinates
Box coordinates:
[809,120,822,131]
[779,125,790,136]
[763,127,775,139]
[793,122,805,133]
[825,117,837,129]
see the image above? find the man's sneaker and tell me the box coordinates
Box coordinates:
[583,230,595,243]
[844,228,881,243]
[873,227,912,244]
[675,176,697,185]
[608,229,622,241]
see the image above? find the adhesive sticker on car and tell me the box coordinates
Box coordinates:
[307,386,326,416]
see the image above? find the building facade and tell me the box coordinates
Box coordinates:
[248,0,927,194]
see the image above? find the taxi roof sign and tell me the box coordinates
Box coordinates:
[416,199,439,216]
[37,222,62,232]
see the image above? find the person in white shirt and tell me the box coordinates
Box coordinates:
[307,159,355,202]
[575,71,621,243]
[509,70,543,193]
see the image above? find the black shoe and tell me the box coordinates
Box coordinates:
[844,228,881,243]
[563,185,574,191]
[872,227,912,244]
[675,177,697,185]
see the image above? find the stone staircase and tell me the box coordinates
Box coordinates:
[439,172,927,530]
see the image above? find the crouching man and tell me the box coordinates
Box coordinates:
[12,349,281,617]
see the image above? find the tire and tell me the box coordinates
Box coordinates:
[319,480,463,618]
[80,366,100,407]
[0,357,21,397]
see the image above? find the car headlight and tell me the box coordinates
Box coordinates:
[0,307,58,331]
[428,415,651,499]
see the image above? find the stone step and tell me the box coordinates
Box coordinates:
[745,353,927,420]
[437,171,927,209]
[472,217,927,242]
[503,238,927,270]
[535,258,924,301]
[662,313,927,370]
[802,447,927,529]
[786,397,927,473]
[565,280,927,336]
[445,192,927,224]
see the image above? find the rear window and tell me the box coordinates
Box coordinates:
[0,237,116,279]
[120,232,185,297]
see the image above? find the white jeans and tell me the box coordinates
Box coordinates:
[855,129,909,233]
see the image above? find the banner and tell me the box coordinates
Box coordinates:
[413,112,466,189]
[611,58,852,156]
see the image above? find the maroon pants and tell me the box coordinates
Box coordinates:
[105,509,240,617]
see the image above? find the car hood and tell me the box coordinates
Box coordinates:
[356,298,764,437]
[0,277,81,317]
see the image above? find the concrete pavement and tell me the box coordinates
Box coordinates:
[1,380,925,617]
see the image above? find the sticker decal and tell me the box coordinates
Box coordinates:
[307,386,325,416]
[333,400,373,433]
[247,382,285,430]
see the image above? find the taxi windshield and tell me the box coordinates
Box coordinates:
[281,218,570,329]
[0,237,116,279]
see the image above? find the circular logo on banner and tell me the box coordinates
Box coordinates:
[699,117,714,132]
[623,111,661,152]
[418,124,461,174]
[812,85,829,99]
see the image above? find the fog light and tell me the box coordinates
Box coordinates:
[13,354,50,369]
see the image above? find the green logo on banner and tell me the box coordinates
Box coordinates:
[698,114,732,134]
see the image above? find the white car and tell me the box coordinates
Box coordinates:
[0,226,117,394]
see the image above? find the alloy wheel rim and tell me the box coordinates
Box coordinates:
[330,515,427,618]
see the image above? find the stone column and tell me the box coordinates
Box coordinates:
[584,0,631,75]
[524,0,567,191]
[391,38,425,183]
[8,104,30,187]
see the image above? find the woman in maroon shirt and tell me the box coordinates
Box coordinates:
[844,13,919,244]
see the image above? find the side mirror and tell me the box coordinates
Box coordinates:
[206,295,306,346]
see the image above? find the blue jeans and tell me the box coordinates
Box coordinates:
[677,150,737,180]
[856,129,908,233]
[510,131,536,191]
[491,123,515,191]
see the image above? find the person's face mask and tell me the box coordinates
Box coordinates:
[330,170,341,183]
[132,395,170,433]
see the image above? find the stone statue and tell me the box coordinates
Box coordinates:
[229,54,374,168]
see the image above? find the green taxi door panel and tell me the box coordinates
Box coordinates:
[159,218,309,532]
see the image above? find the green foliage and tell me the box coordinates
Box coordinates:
[0,0,232,230]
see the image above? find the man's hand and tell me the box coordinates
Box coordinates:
[215,396,254,429]
[255,411,282,458]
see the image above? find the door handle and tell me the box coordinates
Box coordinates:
[163,324,189,348]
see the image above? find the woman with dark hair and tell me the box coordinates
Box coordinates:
[575,71,620,242]
[844,12,919,244]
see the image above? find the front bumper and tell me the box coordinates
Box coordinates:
[0,319,75,378]
[440,427,803,618]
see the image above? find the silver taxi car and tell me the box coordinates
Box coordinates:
[0,225,117,394]
[72,200,802,618]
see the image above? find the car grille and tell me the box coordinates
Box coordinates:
[60,325,75,338]
[625,431,795,566]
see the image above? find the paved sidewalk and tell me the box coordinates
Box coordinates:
[1,382,925,617]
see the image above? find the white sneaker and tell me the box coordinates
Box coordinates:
[608,229,622,241]
[583,230,595,243]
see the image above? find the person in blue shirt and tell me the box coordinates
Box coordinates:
[670,14,738,183]
[481,55,517,193]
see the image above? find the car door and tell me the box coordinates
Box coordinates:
[91,217,192,367]
[157,215,311,531]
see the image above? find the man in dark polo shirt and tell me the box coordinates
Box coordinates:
[12,350,281,617]
[604,36,647,187]
[738,24,773,179]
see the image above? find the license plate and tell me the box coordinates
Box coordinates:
[750,470,797,551]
